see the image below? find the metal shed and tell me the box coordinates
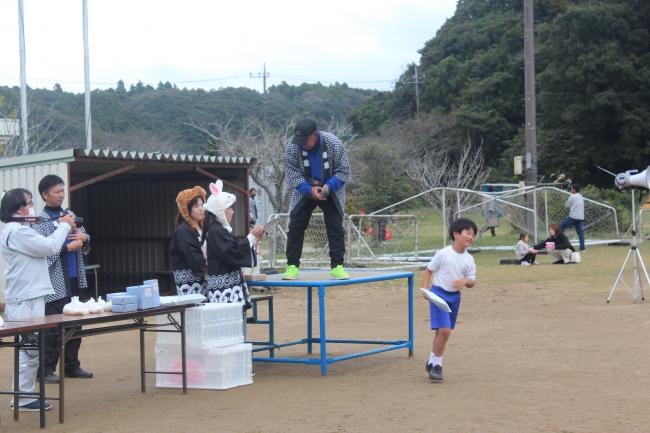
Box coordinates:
[0,148,254,300]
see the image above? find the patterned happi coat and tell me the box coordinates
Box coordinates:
[205,223,254,308]
[170,220,207,296]
[284,131,352,217]
[34,208,90,302]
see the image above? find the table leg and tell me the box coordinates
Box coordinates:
[94,269,99,300]
[140,322,145,393]
[318,284,327,376]
[13,335,19,422]
[408,276,414,357]
[181,310,187,394]
[38,331,46,428]
[268,296,275,358]
[58,328,65,424]
[307,286,313,354]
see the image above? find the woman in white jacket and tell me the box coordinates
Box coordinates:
[0,188,75,412]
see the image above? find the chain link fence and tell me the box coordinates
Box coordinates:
[259,187,620,270]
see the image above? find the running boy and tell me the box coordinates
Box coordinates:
[421,218,477,382]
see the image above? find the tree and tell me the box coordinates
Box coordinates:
[407,137,490,221]
[0,98,66,157]
[348,138,415,212]
[188,117,293,214]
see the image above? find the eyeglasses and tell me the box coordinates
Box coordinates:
[24,201,34,207]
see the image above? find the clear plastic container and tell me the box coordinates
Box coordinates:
[155,343,252,390]
[156,303,244,347]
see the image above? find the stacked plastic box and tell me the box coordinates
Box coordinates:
[155,302,252,390]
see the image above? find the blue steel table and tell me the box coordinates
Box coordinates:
[247,270,414,376]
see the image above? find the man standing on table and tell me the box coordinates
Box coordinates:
[283,118,352,280]
[34,175,94,383]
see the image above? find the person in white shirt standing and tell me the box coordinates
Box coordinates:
[0,188,74,411]
[560,183,585,251]
[420,218,477,383]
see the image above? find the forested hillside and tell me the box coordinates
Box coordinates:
[0,81,375,156]
[349,0,650,186]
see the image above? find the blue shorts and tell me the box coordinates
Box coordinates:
[429,286,461,330]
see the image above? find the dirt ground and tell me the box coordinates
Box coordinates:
[2,244,650,433]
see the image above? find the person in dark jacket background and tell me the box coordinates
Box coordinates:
[532,223,575,264]
[170,186,207,296]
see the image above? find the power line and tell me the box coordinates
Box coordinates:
[0,71,396,90]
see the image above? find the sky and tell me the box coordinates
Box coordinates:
[0,0,458,94]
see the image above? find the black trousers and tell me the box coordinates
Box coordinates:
[44,278,82,373]
[520,253,536,264]
[286,197,345,268]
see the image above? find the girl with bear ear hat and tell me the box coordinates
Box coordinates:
[170,186,207,296]
[201,180,264,307]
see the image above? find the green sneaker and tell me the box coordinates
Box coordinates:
[282,264,300,280]
[330,265,349,280]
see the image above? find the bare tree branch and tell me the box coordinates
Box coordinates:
[408,134,490,218]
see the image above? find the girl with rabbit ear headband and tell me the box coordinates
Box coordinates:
[204,180,237,233]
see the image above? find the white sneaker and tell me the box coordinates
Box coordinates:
[419,288,451,312]
[520,261,531,266]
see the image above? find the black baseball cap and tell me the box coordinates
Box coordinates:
[292,118,317,145]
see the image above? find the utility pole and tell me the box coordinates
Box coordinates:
[18,0,28,155]
[250,62,269,95]
[407,64,423,116]
[523,0,538,186]
[250,63,270,127]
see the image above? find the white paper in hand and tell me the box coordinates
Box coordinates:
[420,288,452,313]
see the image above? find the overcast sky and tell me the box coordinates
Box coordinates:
[0,0,457,94]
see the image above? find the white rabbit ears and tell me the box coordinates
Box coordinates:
[209,180,223,196]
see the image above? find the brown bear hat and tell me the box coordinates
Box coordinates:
[175,186,207,232]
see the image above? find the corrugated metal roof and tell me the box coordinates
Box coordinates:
[0,148,251,169]
[75,149,251,165]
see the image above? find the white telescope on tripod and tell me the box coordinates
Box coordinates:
[614,166,650,189]
[604,165,650,303]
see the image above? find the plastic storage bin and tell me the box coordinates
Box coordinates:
[156,303,244,347]
[126,285,161,309]
[155,343,252,390]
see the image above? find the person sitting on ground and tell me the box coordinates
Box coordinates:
[0,188,75,412]
[514,232,537,266]
[531,223,575,264]
[170,186,207,296]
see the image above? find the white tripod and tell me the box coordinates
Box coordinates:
[607,189,650,303]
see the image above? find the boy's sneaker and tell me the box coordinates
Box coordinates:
[428,365,443,382]
[282,265,300,280]
[19,400,53,412]
[330,265,349,280]
[520,261,530,266]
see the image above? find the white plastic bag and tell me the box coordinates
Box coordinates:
[63,296,89,315]
[96,296,112,312]
[85,298,103,314]
[570,251,581,263]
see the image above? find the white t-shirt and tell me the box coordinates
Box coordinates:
[426,245,477,293]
